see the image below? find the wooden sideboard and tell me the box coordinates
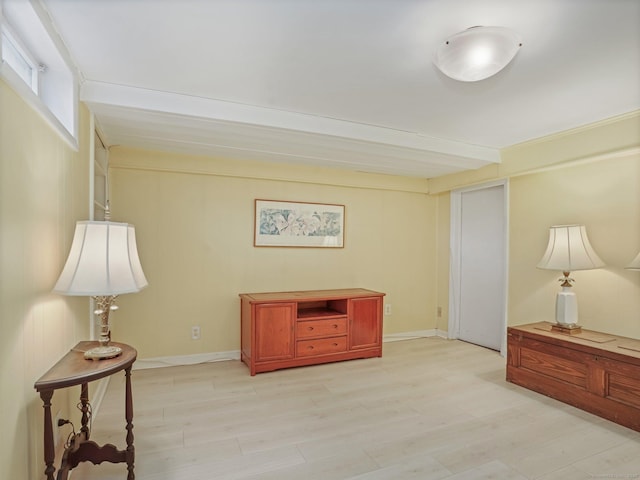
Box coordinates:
[240,288,385,375]
[507,322,640,432]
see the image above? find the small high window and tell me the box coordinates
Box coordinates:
[1,1,78,148]
[1,27,38,93]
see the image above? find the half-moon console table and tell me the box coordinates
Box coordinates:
[240,288,385,375]
[34,341,137,480]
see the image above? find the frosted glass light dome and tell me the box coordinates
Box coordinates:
[434,26,522,82]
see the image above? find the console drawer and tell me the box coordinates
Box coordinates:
[296,318,347,339]
[296,336,347,357]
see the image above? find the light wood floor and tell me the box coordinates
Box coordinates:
[72,338,640,479]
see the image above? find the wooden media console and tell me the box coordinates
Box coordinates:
[240,288,384,375]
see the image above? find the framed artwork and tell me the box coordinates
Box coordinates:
[254,199,345,248]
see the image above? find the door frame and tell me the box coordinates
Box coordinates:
[448,179,510,356]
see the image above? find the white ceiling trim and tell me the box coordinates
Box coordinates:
[91,103,483,177]
[81,80,501,165]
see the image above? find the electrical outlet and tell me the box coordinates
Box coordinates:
[385,304,392,315]
[54,411,63,446]
[191,325,201,340]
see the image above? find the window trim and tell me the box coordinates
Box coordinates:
[1,25,38,93]
[0,2,79,150]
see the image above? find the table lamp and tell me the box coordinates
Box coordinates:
[53,219,148,359]
[537,225,604,334]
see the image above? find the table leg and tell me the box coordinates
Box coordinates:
[80,382,90,438]
[125,366,135,479]
[39,390,56,480]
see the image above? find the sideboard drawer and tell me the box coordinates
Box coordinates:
[296,318,348,339]
[296,336,347,357]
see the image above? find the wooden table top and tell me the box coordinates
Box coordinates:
[239,288,385,302]
[509,322,640,363]
[34,341,137,392]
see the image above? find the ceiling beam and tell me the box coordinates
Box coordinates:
[81,80,501,166]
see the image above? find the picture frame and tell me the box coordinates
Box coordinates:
[254,199,345,248]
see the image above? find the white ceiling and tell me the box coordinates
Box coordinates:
[39,0,640,178]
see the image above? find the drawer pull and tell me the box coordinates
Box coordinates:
[307,326,314,331]
[307,345,314,350]
[332,324,338,328]
[332,342,338,346]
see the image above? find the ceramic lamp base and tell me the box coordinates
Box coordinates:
[555,287,578,327]
[551,323,582,335]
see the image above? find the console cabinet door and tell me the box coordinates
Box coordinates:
[349,297,381,350]
[254,303,295,362]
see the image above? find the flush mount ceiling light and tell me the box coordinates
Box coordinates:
[434,26,522,82]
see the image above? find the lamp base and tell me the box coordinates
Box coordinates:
[84,345,122,360]
[556,286,578,326]
[551,323,582,335]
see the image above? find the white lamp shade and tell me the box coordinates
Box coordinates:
[434,26,522,82]
[53,221,148,296]
[537,225,605,271]
[626,251,640,270]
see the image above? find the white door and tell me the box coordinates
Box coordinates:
[450,182,507,352]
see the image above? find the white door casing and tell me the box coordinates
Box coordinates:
[449,180,509,354]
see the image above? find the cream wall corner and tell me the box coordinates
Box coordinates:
[0,80,92,480]
[435,192,451,333]
[431,112,640,340]
[509,152,640,337]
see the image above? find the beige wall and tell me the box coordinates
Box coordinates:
[434,192,450,333]
[509,152,640,337]
[110,112,640,359]
[433,112,640,337]
[0,81,91,479]
[108,149,439,359]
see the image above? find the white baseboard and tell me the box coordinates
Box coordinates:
[383,329,441,342]
[133,330,450,370]
[436,329,449,338]
[134,349,241,370]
